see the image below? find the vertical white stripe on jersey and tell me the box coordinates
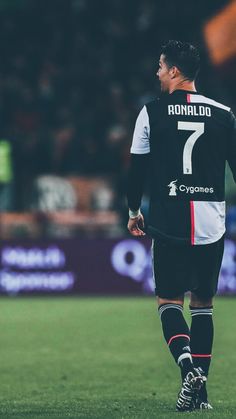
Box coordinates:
[130,106,150,154]
[193,201,226,245]
[188,94,231,112]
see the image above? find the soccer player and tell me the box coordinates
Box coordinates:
[127,40,236,411]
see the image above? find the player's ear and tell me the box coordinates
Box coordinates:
[169,66,179,79]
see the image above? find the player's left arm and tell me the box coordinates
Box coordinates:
[127,153,149,236]
[126,106,150,236]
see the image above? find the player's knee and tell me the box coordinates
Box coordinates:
[158,296,184,307]
[190,292,213,307]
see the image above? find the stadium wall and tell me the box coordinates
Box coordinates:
[0,237,235,296]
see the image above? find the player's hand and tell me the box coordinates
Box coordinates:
[127,213,146,236]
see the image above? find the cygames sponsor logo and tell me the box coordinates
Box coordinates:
[168,180,214,196]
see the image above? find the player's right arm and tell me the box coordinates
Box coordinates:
[126,106,150,236]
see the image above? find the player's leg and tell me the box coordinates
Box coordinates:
[153,240,192,374]
[189,293,213,409]
[189,236,225,409]
[153,240,205,411]
[158,295,194,377]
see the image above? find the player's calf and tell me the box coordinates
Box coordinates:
[158,303,194,377]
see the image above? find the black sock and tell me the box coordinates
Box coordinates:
[190,306,214,401]
[159,303,193,378]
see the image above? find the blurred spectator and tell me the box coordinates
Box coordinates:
[31,175,77,212]
[0,138,14,211]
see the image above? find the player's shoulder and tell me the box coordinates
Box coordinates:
[144,97,161,119]
[189,92,234,128]
[188,92,231,113]
[144,97,160,108]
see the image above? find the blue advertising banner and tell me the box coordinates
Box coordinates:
[0,238,235,295]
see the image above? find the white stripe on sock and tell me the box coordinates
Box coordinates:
[190,308,213,317]
[190,308,213,312]
[158,304,183,317]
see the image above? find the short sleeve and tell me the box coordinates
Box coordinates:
[130,106,150,154]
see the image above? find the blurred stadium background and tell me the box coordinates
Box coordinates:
[0,0,236,296]
[0,1,236,417]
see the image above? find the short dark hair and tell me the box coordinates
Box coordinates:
[160,40,200,81]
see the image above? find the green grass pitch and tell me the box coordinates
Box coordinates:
[0,296,235,418]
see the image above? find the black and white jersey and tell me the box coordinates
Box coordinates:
[128,90,236,245]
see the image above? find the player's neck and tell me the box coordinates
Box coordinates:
[169,79,196,94]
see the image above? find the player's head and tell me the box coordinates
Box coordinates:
[157,40,200,92]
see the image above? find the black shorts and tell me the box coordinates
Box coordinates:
[152,236,224,299]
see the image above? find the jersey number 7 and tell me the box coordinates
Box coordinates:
[178,121,205,175]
